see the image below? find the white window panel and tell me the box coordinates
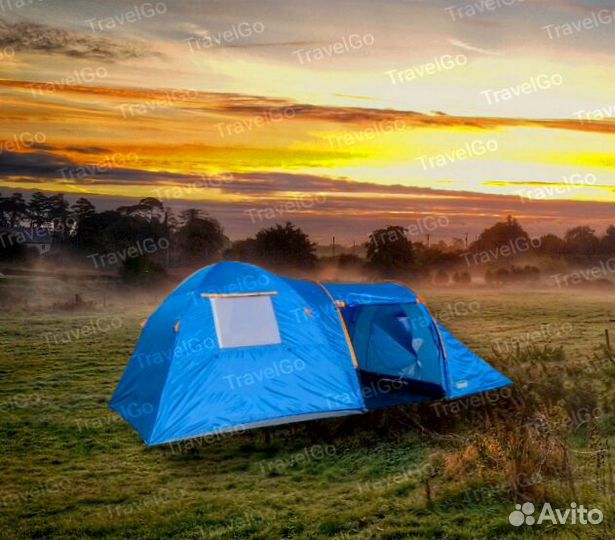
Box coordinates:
[210,295,281,349]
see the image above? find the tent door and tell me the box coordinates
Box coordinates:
[341,303,446,404]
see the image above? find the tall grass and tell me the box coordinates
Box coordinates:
[392,336,615,510]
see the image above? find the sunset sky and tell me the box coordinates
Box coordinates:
[0,0,613,243]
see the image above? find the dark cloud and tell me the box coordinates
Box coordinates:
[65,146,112,154]
[0,149,74,176]
[0,18,156,61]
[0,149,183,183]
[29,142,56,151]
[208,99,423,124]
[0,150,449,193]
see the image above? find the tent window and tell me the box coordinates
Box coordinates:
[210,295,281,349]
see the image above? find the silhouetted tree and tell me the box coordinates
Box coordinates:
[179,208,203,224]
[564,226,600,257]
[47,194,69,222]
[600,225,615,256]
[28,191,50,226]
[366,225,414,277]
[74,210,165,264]
[46,193,70,242]
[413,241,459,268]
[471,215,530,253]
[538,233,566,256]
[0,231,31,261]
[174,213,226,263]
[254,222,317,268]
[0,192,28,227]
[71,198,96,221]
[118,197,164,222]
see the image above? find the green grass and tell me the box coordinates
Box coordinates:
[0,289,613,539]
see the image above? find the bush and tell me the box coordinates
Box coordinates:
[485,266,540,285]
[119,256,166,285]
[434,269,449,284]
[336,253,364,269]
[426,341,614,504]
[452,271,471,284]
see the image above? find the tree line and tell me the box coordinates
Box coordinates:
[0,192,314,281]
[0,192,613,284]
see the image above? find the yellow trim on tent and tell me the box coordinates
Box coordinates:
[312,280,360,370]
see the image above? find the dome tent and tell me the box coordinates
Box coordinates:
[110,262,510,446]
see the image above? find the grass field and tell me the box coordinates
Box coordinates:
[1,286,614,539]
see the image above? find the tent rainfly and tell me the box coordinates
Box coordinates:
[110,262,511,446]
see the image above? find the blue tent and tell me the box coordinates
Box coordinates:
[110,262,510,446]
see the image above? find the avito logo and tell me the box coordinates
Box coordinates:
[509,502,603,526]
